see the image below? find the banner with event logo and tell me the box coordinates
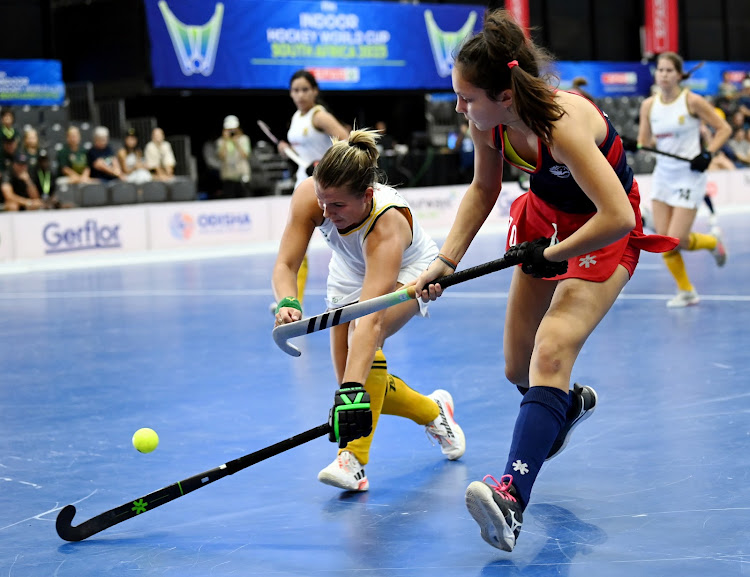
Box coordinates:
[143,0,484,90]
[0,60,65,106]
[554,60,750,98]
[147,199,273,249]
[11,206,148,260]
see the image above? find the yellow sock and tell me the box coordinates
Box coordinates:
[688,232,717,251]
[382,374,440,425]
[663,250,694,292]
[341,349,387,465]
[296,253,309,307]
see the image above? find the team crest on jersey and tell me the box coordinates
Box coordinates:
[678,115,685,125]
[549,165,571,178]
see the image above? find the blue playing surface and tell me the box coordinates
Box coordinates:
[1,213,748,576]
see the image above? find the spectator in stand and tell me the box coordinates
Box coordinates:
[87,126,123,181]
[1,153,44,211]
[57,126,92,185]
[1,109,16,143]
[216,115,251,198]
[726,127,750,167]
[144,127,176,181]
[20,128,42,173]
[1,134,19,175]
[117,128,152,185]
[737,79,750,127]
[32,149,59,208]
[730,110,747,132]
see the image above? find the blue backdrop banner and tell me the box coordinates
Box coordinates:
[0,60,65,105]
[144,0,484,90]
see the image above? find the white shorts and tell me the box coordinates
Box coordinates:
[325,254,435,317]
[651,167,707,210]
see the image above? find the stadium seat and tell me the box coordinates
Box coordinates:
[169,179,197,202]
[109,181,138,205]
[79,183,109,207]
[141,180,168,203]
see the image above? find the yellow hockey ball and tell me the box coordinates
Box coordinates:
[132,428,159,453]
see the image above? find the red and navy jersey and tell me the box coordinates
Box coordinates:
[493,97,633,214]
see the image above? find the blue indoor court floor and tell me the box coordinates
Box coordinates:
[1,213,749,577]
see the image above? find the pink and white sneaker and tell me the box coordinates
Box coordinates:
[317,451,369,492]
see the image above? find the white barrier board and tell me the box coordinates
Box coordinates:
[147,198,274,249]
[11,205,148,260]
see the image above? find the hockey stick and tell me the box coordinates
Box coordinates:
[620,135,692,162]
[56,422,330,542]
[273,256,513,357]
[257,120,307,168]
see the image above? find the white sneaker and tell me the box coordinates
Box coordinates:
[317,451,369,492]
[426,390,466,460]
[711,231,727,267]
[667,290,700,308]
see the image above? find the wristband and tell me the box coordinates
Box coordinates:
[437,253,458,270]
[275,297,302,314]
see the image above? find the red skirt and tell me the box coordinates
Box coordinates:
[506,180,679,282]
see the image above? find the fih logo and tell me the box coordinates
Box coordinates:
[158,1,224,77]
[170,212,196,240]
[423,10,477,78]
[43,220,122,254]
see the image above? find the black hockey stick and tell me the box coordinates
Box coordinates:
[620,135,691,162]
[56,422,330,541]
[273,256,514,356]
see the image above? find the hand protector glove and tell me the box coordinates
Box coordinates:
[504,237,569,279]
[328,383,372,448]
[689,151,711,172]
[619,135,639,153]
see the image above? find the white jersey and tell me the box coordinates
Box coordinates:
[649,89,706,208]
[287,105,333,188]
[318,184,438,310]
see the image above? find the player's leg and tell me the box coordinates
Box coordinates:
[654,200,699,306]
[374,291,466,459]
[467,267,629,551]
[296,253,309,306]
[319,321,382,491]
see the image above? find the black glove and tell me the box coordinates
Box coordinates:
[328,383,372,448]
[620,135,639,153]
[305,161,319,177]
[504,237,568,279]
[689,151,712,172]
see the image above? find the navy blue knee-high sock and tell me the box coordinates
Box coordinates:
[503,386,570,508]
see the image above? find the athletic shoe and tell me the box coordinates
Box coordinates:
[667,290,700,308]
[425,390,466,461]
[711,231,727,267]
[546,383,598,461]
[317,451,369,492]
[465,474,524,552]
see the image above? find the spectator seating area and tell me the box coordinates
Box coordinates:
[57,178,197,208]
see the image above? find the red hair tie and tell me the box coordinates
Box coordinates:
[507,60,519,69]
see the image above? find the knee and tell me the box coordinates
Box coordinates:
[504,361,529,388]
[531,334,572,379]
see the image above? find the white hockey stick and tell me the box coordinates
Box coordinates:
[257,120,307,168]
[272,256,515,356]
